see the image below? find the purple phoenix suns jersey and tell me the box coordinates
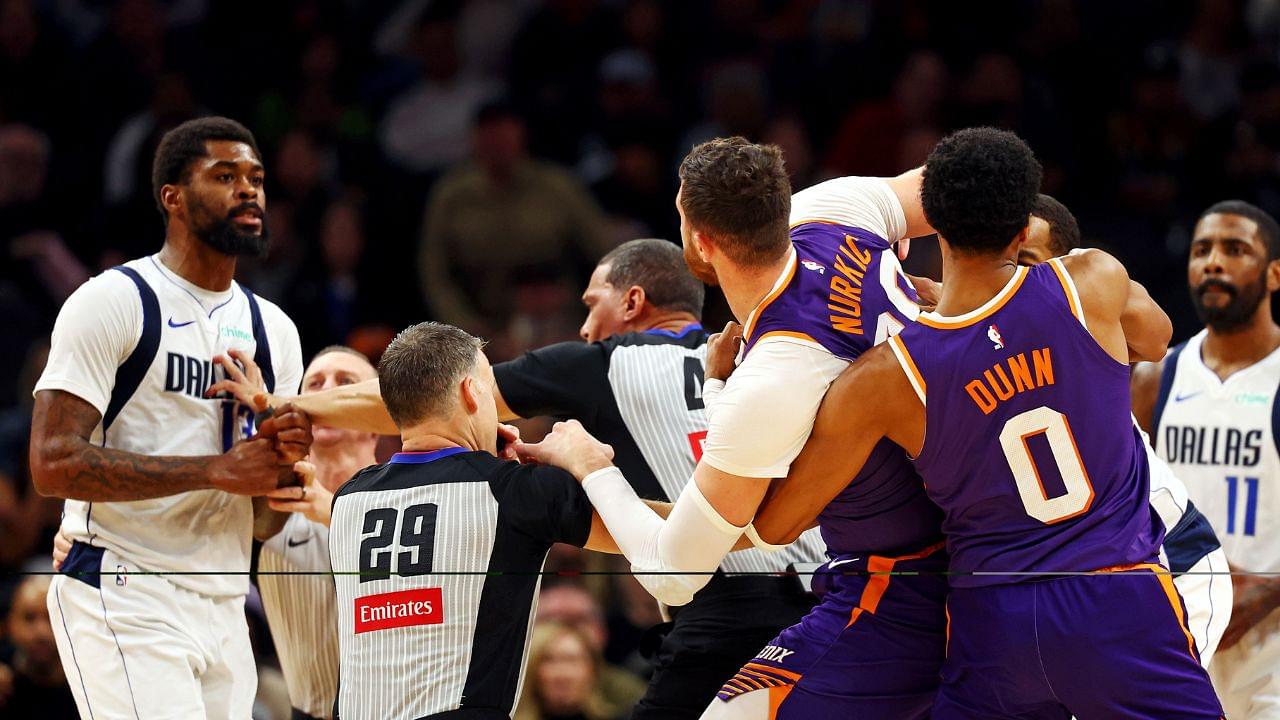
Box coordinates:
[744,221,944,556]
[888,260,1162,587]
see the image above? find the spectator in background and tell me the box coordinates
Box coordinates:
[515,622,631,720]
[0,340,59,581]
[1180,0,1246,120]
[0,576,77,718]
[0,125,86,408]
[379,0,500,177]
[418,99,612,339]
[535,585,647,714]
[765,112,817,191]
[509,0,620,164]
[289,196,369,359]
[824,50,947,177]
[680,61,769,151]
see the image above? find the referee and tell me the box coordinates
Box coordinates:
[328,322,623,719]
[276,239,825,718]
[493,239,822,719]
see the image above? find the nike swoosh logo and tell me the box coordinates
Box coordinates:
[828,557,861,568]
[286,537,310,548]
[167,318,196,328]
[1174,391,1203,402]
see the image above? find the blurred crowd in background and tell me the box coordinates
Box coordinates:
[4,0,1280,716]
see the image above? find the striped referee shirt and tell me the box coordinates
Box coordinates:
[330,447,594,720]
[494,325,827,575]
[258,512,340,719]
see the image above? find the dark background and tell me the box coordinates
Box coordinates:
[2,0,1278,716]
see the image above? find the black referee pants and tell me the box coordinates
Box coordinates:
[630,575,817,720]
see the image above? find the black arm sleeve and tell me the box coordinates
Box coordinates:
[492,341,611,422]
[491,463,594,548]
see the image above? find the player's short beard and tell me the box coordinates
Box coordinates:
[191,201,270,258]
[683,237,719,286]
[1191,272,1268,332]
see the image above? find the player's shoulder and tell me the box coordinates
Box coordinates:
[60,262,150,318]
[1056,247,1127,287]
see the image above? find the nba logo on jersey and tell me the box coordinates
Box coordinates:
[988,324,1005,350]
[800,259,826,274]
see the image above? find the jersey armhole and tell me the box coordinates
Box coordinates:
[1046,258,1087,330]
[1151,343,1186,437]
[887,335,926,407]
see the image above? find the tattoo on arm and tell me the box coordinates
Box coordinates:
[31,390,219,502]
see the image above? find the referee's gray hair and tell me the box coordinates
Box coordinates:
[600,238,704,317]
[378,323,484,427]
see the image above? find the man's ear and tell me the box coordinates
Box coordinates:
[1267,258,1280,294]
[460,376,481,414]
[1012,225,1030,250]
[693,231,714,262]
[623,285,646,321]
[161,184,184,221]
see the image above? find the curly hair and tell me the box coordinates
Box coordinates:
[677,137,791,267]
[922,127,1042,255]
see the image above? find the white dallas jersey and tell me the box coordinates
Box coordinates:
[259,513,339,718]
[35,254,302,597]
[1154,329,1280,572]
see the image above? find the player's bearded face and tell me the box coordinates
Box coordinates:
[682,235,719,286]
[1191,269,1267,332]
[188,194,270,258]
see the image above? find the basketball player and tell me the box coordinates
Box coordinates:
[517,138,951,718]
[734,127,1221,718]
[1022,194,1233,669]
[28,117,309,719]
[328,322,747,719]
[1131,200,1280,718]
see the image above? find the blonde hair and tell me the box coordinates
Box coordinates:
[513,621,619,720]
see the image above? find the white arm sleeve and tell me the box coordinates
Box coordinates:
[789,176,908,241]
[702,378,725,423]
[700,339,848,478]
[583,467,745,606]
[33,271,141,414]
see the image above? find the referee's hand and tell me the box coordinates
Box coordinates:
[515,420,614,480]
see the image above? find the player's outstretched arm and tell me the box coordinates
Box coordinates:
[209,350,399,436]
[517,420,766,606]
[581,501,757,555]
[1060,249,1172,363]
[884,166,935,240]
[752,345,914,545]
[31,389,290,501]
